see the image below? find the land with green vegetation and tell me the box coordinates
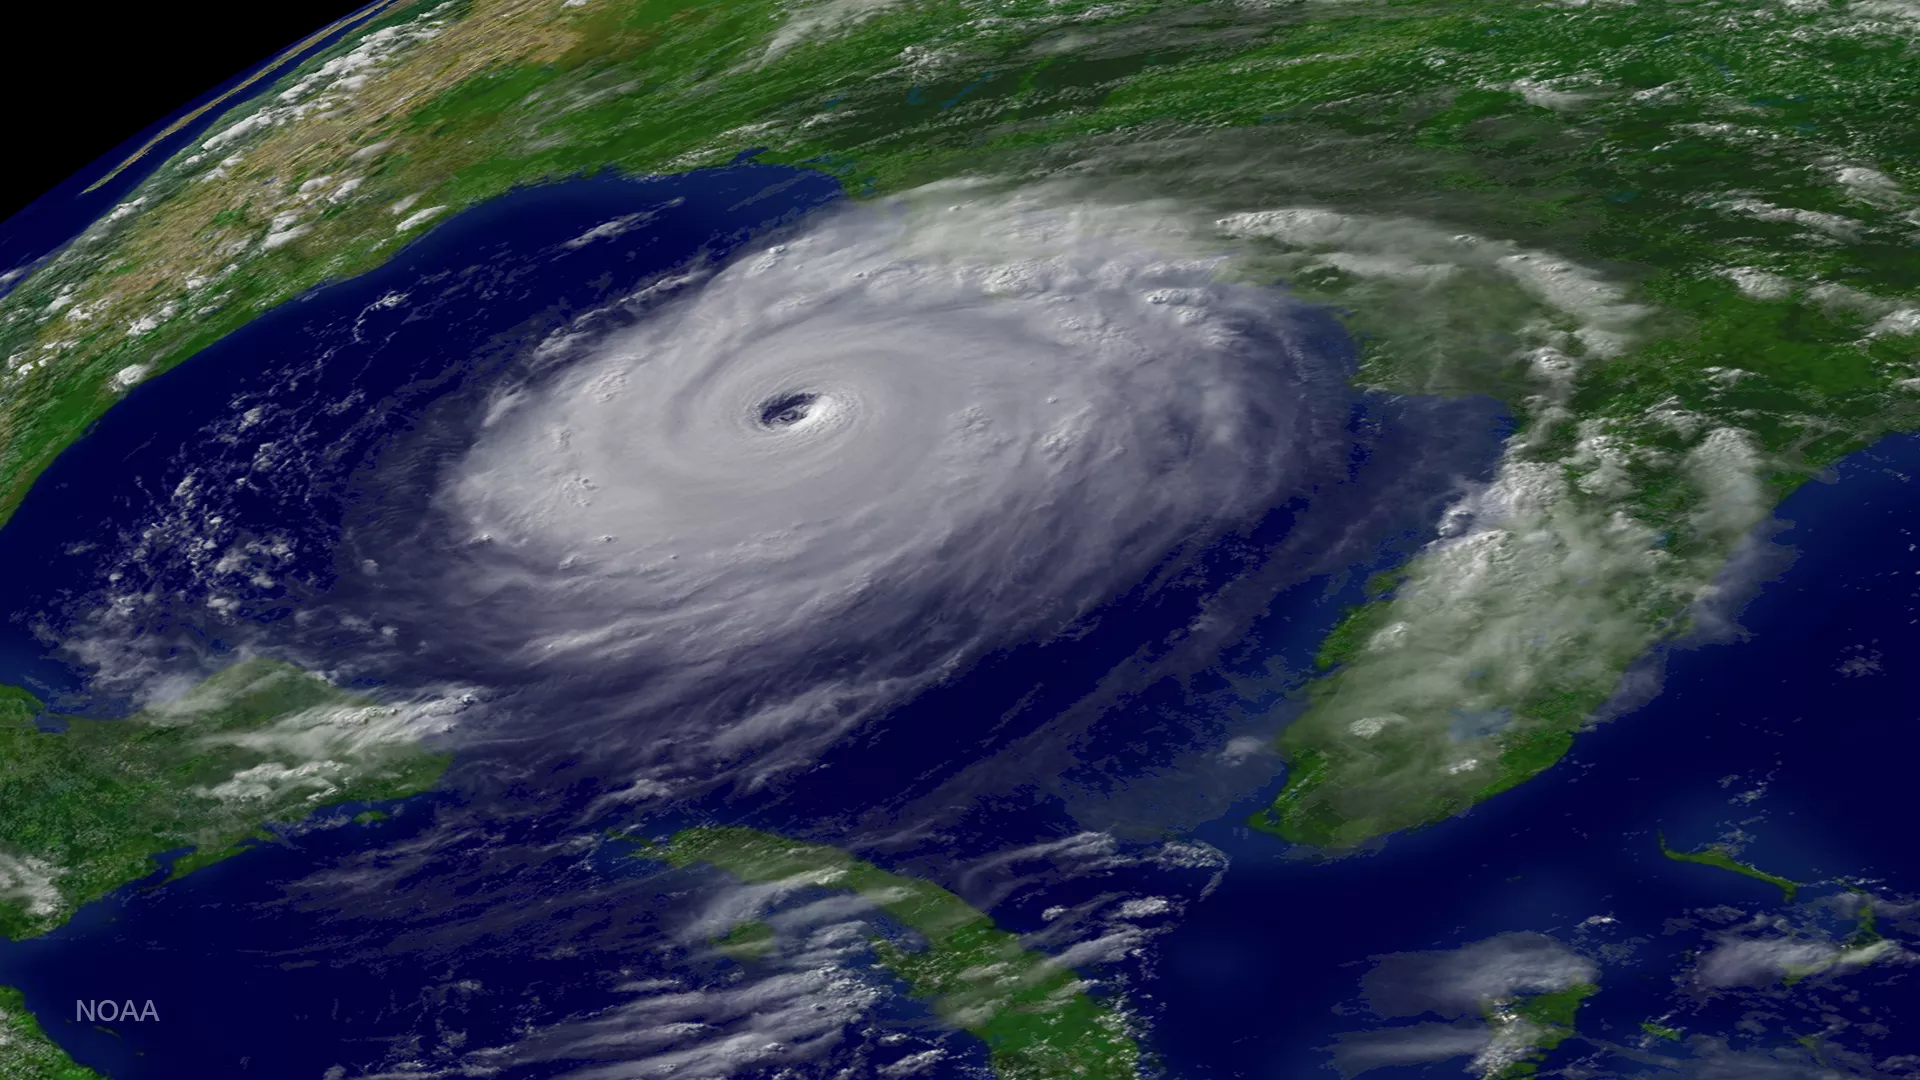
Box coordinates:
[647,826,1138,1080]
[80,0,413,197]
[1776,894,1899,985]
[1659,834,1800,902]
[711,919,777,960]
[0,660,445,1078]
[1847,891,1882,948]
[4,0,1918,850]
[1640,1020,1683,1042]
[1484,983,1598,1079]
[0,657,448,939]
[0,986,100,1080]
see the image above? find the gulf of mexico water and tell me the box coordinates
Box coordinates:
[0,162,852,1076]
[0,153,1503,1076]
[16,418,1920,1080]
[1,87,1915,1080]
[0,162,843,702]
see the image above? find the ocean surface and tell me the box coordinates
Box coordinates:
[1,81,1917,1080]
[0,162,850,1075]
[0,162,843,703]
[1151,431,1920,1078]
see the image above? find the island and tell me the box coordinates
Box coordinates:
[1482,983,1599,1080]
[1658,834,1800,902]
[645,826,1139,1080]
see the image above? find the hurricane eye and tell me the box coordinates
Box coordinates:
[758,392,818,428]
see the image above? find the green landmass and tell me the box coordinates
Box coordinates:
[1486,983,1598,1079]
[0,658,449,940]
[1510,983,1597,1032]
[1659,834,1799,902]
[0,986,101,1080]
[712,919,776,960]
[1848,891,1882,948]
[649,826,1139,1080]
[1781,913,1897,987]
[3,0,1918,849]
[1640,1020,1683,1042]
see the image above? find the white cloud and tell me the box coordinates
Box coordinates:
[1834,165,1904,205]
[1720,266,1794,300]
[491,968,882,1077]
[1722,198,1863,241]
[1218,206,1647,361]
[202,694,466,763]
[353,187,1347,791]
[1695,934,1907,987]
[1870,308,1920,337]
[197,8,451,158]
[395,206,447,233]
[1361,932,1597,1019]
[1511,77,1599,111]
[1329,1022,1492,1078]
[194,759,347,804]
[1687,427,1767,542]
[0,851,61,917]
[1330,934,1597,1078]
[1113,896,1175,919]
[763,0,905,61]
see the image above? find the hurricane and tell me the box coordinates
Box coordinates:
[332,187,1352,792]
[6,0,1920,1073]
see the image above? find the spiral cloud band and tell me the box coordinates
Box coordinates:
[403,188,1350,779]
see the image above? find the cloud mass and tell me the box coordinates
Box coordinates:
[351,187,1350,790]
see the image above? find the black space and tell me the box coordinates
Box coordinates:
[1,0,376,225]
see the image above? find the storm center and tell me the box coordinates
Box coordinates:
[757,391,820,429]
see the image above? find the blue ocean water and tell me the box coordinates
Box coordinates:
[1143,441,1920,1078]
[0,149,1509,1074]
[0,164,848,1076]
[15,406,1913,1080]
[0,163,842,703]
[1,86,1916,1080]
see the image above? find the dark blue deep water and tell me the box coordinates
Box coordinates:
[3,92,1919,1080]
[1146,441,1920,1078]
[0,164,850,1076]
[0,163,842,703]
